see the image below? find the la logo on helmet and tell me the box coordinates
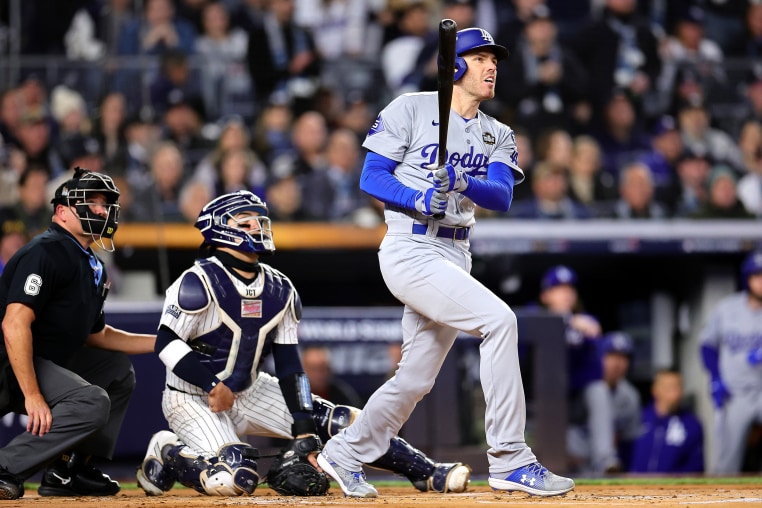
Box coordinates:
[478,29,493,43]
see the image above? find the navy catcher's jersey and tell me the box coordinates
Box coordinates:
[159,257,299,394]
[0,224,108,364]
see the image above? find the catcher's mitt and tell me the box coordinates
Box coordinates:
[267,435,330,496]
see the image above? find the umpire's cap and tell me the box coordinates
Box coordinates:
[541,265,577,290]
[601,332,634,356]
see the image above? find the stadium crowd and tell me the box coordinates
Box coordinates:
[1,0,762,247]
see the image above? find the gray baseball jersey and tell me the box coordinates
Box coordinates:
[363,91,523,227]
[323,91,538,476]
[699,292,762,473]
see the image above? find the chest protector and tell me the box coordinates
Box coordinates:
[191,259,294,392]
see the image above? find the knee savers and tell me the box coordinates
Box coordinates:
[173,443,260,496]
[311,397,360,443]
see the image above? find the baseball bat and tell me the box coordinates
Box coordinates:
[434,18,457,220]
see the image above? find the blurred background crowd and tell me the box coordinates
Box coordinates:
[1,0,762,254]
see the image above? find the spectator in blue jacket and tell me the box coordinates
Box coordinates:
[630,369,704,473]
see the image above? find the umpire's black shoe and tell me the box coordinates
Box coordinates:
[0,468,23,500]
[38,458,120,497]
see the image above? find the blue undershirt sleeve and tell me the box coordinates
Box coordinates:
[700,344,721,381]
[359,152,419,210]
[461,161,515,212]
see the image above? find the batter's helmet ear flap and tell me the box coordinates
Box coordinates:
[454,56,467,81]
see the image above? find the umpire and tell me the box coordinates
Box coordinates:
[0,168,155,499]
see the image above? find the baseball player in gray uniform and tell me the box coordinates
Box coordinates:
[135,191,471,497]
[317,27,575,497]
[700,250,762,474]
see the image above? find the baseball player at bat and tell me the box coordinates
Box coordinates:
[136,191,471,497]
[699,250,762,474]
[317,27,575,497]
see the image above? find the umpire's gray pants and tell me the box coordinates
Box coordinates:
[0,347,135,479]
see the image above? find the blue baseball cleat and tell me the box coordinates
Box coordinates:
[489,462,574,496]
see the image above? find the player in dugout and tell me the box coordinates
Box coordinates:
[135,190,471,497]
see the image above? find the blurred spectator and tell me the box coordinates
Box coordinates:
[92,92,129,176]
[570,0,661,123]
[269,110,328,180]
[591,88,651,179]
[11,164,51,236]
[265,174,310,221]
[699,0,747,55]
[252,100,295,166]
[116,0,197,56]
[213,147,268,198]
[245,0,322,114]
[95,0,139,55]
[736,65,762,137]
[175,0,212,34]
[46,135,106,206]
[229,0,267,34]
[726,2,762,59]
[568,135,617,207]
[125,141,187,222]
[601,161,668,219]
[403,0,476,93]
[677,98,744,172]
[159,97,213,169]
[511,126,536,202]
[509,161,592,219]
[691,165,755,220]
[193,117,253,193]
[496,4,590,139]
[629,369,704,473]
[149,49,204,119]
[535,127,573,172]
[669,150,711,217]
[294,0,375,62]
[51,85,91,153]
[302,128,368,221]
[15,111,63,178]
[194,1,252,120]
[699,250,762,474]
[0,208,28,275]
[302,345,363,407]
[0,88,24,150]
[638,115,683,204]
[494,0,547,54]
[380,0,432,96]
[178,179,213,223]
[337,92,376,145]
[568,332,641,474]
[657,5,728,117]
[122,112,162,187]
[737,119,762,216]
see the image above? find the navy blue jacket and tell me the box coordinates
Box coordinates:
[629,403,704,473]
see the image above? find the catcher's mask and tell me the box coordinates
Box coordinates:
[195,190,275,254]
[51,167,121,252]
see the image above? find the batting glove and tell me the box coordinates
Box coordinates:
[748,347,762,366]
[415,188,448,216]
[710,378,731,409]
[430,163,469,193]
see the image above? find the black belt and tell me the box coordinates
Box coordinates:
[411,223,470,240]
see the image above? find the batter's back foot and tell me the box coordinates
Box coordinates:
[317,451,378,498]
[488,462,574,497]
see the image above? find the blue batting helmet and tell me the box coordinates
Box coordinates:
[453,28,509,81]
[741,250,762,288]
[195,190,275,254]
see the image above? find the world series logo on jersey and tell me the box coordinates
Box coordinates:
[241,300,263,318]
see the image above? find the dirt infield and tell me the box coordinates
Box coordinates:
[6,483,762,507]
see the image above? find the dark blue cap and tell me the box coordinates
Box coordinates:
[652,115,677,136]
[601,332,633,356]
[541,265,577,290]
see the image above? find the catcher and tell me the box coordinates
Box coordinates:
[136,191,471,497]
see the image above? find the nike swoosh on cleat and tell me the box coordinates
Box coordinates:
[52,473,71,485]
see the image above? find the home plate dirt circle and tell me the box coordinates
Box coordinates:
[10,484,762,507]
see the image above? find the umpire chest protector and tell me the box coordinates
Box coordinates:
[180,259,295,392]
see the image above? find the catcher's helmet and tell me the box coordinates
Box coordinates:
[51,167,121,251]
[453,28,509,81]
[741,250,762,288]
[195,190,275,254]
